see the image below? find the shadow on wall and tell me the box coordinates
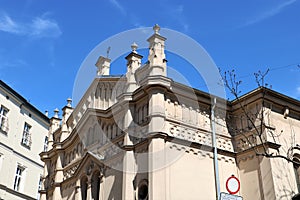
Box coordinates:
[292,193,300,200]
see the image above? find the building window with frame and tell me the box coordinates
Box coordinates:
[13,165,25,191]
[0,153,3,172]
[293,155,300,192]
[0,105,9,133]
[37,175,43,200]
[43,136,48,152]
[81,176,88,200]
[21,123,32,148]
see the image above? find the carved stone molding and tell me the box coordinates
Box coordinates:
[63,163,80,180]
[168,122,234,152]
[168,144,235,164]
[237,153,256,164]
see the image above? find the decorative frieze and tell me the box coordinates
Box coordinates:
[63,163,80,180]
[168,122,234,152]
[165,98,211,130]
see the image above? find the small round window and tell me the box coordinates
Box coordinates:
[138,180,148,200]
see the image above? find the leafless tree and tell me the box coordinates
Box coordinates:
[221,68,300,166]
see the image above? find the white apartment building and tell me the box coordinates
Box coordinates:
[0,80,49,200]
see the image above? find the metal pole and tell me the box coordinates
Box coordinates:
[211,97,220,200]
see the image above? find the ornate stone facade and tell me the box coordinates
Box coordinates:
[40,25,300,200]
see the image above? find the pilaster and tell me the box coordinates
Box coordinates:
[75,179,81,200]
[86,178,92,200]
[148,138,167,200]
[122,101,137,199]
[148,88,166,133]
[53,151,63,200]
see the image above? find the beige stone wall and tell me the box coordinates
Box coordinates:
[102,168,123,200]
[267,108,300,199]
[168,148,216,200]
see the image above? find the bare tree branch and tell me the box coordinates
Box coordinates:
[221,68,300,166]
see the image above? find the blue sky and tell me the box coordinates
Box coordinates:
[0,0,299,117]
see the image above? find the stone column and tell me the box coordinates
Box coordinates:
[148,88,166,133]
[53,151,63,200]
[148,88,168,200]
[74,179,81,200]
[40,160,50,200]
[148,138,167,200]
[99,175,104,200]
[87,178,92,200]
[147,87,168,200]
[122,103,136,200]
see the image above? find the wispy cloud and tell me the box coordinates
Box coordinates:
[173,5,189,32]
[0,14,21,34]
[0,59,28,70]
[30,17,62,38]
[109,0,126,15]
[243,0,297,26]
[296,86,300,96]
[0,12,62,38]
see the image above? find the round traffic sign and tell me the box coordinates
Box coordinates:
[226,175,240,194]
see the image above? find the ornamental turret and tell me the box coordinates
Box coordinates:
[147,24,167,76]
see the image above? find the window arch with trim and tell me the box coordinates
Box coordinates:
[91,170,100,200]
[293,153,300,192]
[80,176,88,200]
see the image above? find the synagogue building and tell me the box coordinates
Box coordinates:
[40,25,300,200]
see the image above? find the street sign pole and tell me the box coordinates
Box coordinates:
[211,97,220,200]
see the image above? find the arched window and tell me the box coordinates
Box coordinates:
[80,176,88,200]
[138,179,148,200]
[293,154,300,192]
[91,171,100,200]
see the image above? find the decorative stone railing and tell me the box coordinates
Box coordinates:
[167,121,234,152]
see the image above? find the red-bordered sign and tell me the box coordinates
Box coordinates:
[226,175,240,195]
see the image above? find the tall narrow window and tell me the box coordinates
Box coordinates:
[91,171,100,200]
[0,153,3,172]
[138,179,149,200]
[37,175,43,200]
[43,136,48,152]
[0,106,9,133]
[13,165,24,191]
[81,176,88,200]
[21,123,32,148]
[293,156,300,192]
